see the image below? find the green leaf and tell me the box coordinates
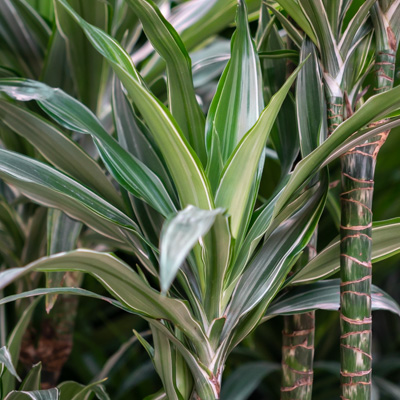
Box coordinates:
[142,0,263,81]
[0,100,122,208]
[0,346,21,382]
[220,362,279,400]
[274,84,400,217]
[297,0,342,76]
[0,149,155,272]
[296,38,326,157]
[290,218,400,284]
[275,0,316,43]
[54,0,109,112]
[0,0,50,78]
[265,280,400,318]
[206,0,264,177]
[45,209,82,311]
[338,0,376,58]
[56,0,214,211]
[0,250,211,362]
[112,79,176,201]
[4,389,59,400]
[160,206,225,294]
[222,171,327,338]
[215,58,307,238]
[0,79,176,218]
[0,199,25,255]
[126,0,206,164]
[58,379,108,400]
[258,49,299,62]
[2,298,41,395]
[267,6,303,48]
[19,363,42,391]
[149,326,179,400]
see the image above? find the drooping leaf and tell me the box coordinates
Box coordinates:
[289,218,400,284]
[0,100,122,208]
[0,250,210,359]
[4,389,59,400]
[0,149,155,272]
[160,206,225,294]
[0,79,176,217]
[265,280,400,319]
[56,0,214,211]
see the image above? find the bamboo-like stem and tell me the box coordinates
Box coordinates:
[339,33,396,400]
[281,234,317,399]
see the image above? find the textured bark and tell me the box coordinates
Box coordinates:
[339,47,395,400]
[281,236,317,399]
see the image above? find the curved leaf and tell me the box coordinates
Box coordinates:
[265,280,400,318]
[222,171,327,338]
[0,250,210,361]
[0,79,176,217]
[274,83,400,217]
[126,0,206,163]
[0,100,122,208]
[0,149,155,272]
[56,0,213,210]
[290,218,400,284]
[4,389,59,400]
[220,362,279,400]
[215,59,307,238]
[160,206,225,294]
[0,346,21,381]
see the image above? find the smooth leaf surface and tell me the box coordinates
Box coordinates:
[290,218,400,284]
[222,171,327,338]
[4,389,59,400]
[2,299,41,395]
[0,79,176,217]
[160,206,225,294]
[0,250,210,360]
[0,346,21,381]
[19,363,42,391]
[0,100,122,208]
[0,149,148,248]
[126,0,206,164]
[57,0,213,211]
[265,280,400,318]
[215,59,307,237]
[206,0,264,172]
[220,362,279,400]
[274,84,400,217]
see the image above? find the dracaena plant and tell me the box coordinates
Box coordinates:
[1,0,400,399]
[270,1,400,398]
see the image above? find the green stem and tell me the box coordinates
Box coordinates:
[281,233,317,399]
[339,48,395,400]
[327,96,344,135]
